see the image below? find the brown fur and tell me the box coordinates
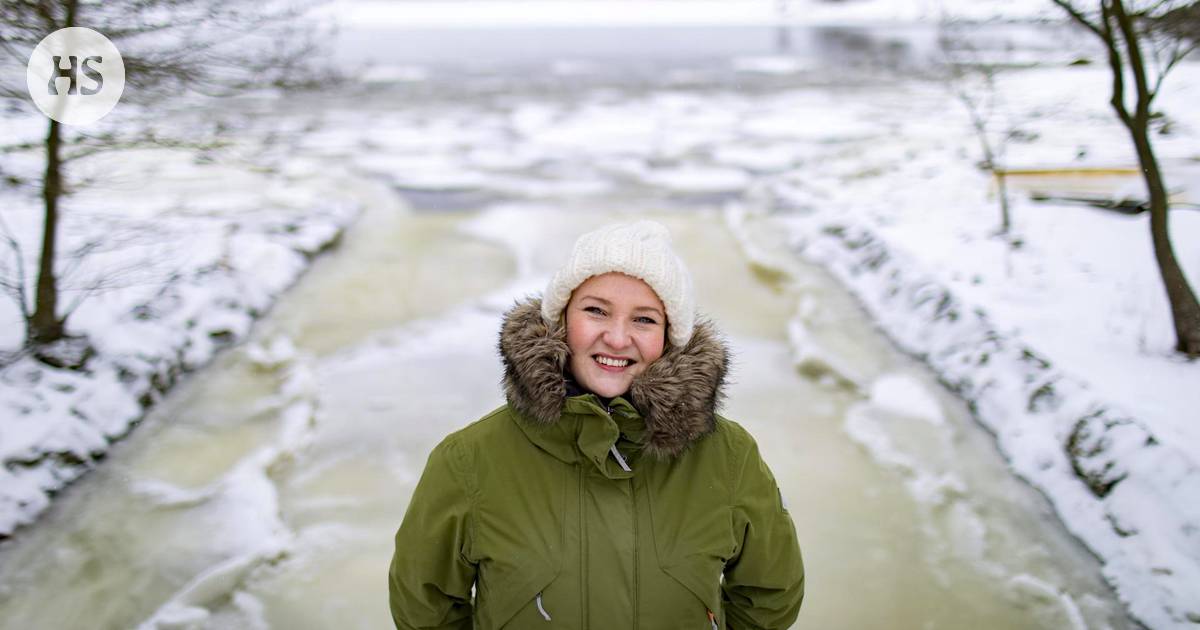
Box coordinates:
[497,297,730,459]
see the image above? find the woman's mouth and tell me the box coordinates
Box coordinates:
[593,354,634,371]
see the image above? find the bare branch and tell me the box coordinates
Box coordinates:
[935,18,1020,236]
[1097,1,1135,127]
[0,140,45,153]
[0,211,31,321]
[0,0,333,345]
[0,36,34,66]
[59,255,174,321]
[1151,38,1198,97]
[1113,0,1157,120]
[1051,0,1108,37]
[62,134,229,163]
[57,238,102,281]
[59,278,111,321]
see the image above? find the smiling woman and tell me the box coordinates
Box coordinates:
[388,220,805,629]
[565,273,667,397]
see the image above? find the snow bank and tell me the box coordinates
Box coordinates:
[728,201,1200,628]
[695,57,1199,630]
[0,189,358,538]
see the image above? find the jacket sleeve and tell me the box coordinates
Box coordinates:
[721,436,805,630]
[389,436,478,629]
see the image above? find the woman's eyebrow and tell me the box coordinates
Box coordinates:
[579,295,663,317]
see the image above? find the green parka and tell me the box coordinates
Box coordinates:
[389,298,804,629]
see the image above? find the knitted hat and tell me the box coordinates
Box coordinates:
[542,220,695,347]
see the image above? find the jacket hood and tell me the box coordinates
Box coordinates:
[497,297,730,459]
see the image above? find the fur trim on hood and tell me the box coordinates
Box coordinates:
[497,297,730,459]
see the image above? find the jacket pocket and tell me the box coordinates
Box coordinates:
[475,555,560,629]
[660,555,725,630]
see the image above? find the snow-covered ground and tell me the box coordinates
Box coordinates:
[0,108,360,536]
[721,65,1200,628]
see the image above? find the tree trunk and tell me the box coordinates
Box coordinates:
[1130,123,1200,356]
[28,0,76,347]
[29,118,63,346]
[996,170,1012,235]
[1108,0,1200,357]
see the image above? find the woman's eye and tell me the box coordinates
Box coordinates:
[584,306,606,316]
[635,317,658,325]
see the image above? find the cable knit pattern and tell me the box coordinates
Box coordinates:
[540,220,696,347]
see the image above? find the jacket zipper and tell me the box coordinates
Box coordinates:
[609,403,640,630]
[579,463,587,629]
[630,475,640,630]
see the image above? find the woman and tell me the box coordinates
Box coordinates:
[389,221,804,629]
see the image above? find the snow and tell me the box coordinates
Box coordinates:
[786,314,869,386]
[638,165,751,194]
[732,56,812,76]
[0,132,359,537]
[1009,574,1090,630]
[868,373,945,425]
[712,143,802,173]
[723,62,1200,626]
[134,355,319,630]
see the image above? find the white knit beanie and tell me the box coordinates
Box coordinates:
[542,220,695,347]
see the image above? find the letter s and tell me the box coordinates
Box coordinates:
[80,56,104,96]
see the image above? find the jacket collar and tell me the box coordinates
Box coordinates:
[497,297,729,460]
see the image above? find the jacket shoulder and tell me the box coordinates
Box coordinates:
[434,404,524,454]
[708,415,761,457]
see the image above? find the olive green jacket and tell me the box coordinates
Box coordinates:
[389,299,804,629]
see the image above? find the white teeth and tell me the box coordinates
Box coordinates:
[595,355,630,367]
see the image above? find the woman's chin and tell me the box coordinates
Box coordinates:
[578,371,631,399]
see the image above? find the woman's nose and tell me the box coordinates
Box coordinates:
[602,321,632,348]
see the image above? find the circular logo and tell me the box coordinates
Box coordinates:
[26,27,125,126]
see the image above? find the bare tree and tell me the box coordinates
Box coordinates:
[1049,0,1200,357]
[937,23,1024,240]
[0,0,332,360]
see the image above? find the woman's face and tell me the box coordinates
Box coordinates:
[565,272,667,399]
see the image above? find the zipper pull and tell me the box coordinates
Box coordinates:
[707,609,718,630]
[609,444,632,472]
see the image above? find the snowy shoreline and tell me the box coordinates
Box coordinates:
[728,203,1199,628]
[0,190,359,538]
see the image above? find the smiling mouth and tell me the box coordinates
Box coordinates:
[593,355,634,369]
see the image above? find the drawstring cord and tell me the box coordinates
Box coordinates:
[605,403,633,473]
[536,592,551,621]
[609,444,632,472]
